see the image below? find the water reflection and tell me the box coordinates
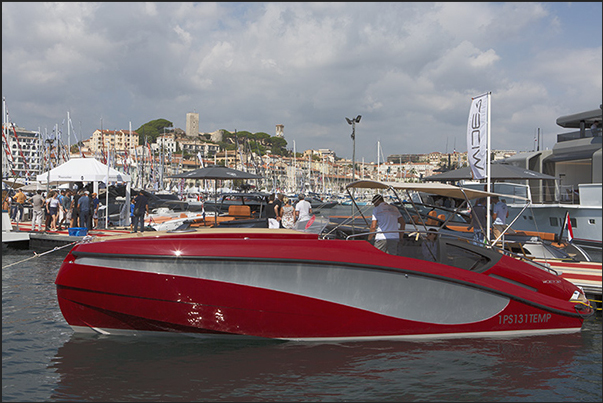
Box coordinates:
[48,324,600,402]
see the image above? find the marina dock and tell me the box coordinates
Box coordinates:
[3,220,132,250]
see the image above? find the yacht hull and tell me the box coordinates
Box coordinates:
[55,230,591,341]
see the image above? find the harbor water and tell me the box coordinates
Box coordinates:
[2,242,601,402]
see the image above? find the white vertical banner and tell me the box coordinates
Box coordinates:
[466,93,489,180]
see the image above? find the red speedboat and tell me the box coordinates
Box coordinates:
[55,181,594,341]
[55,230,593,341]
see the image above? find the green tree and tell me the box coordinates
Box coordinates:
[268,136,289,156]
[136,119,173,145]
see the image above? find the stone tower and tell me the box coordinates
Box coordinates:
[186,112,199,137]
[276,124,284,138]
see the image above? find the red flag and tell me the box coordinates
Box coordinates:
[566,211,574,242]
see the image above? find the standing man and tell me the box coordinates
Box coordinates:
[294,194,313,225]
[71,189,81,228]
[59,189,71,229]
[265,193,279,229]
[491,196,509,241]
[132,190,149,233]
[13,188,27,222]
[58,190,71,230]
[91,192,100,229]
[29,190,45,232]
[77,191,91,230]
[368,194,406,255]
[467,198,487,245]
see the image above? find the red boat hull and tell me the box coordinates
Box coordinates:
[55,230,592,341]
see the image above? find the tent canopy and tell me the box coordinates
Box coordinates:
[422,163,557,182]
[37,157,131,184]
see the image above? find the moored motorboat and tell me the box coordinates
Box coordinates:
[55,180,595,341]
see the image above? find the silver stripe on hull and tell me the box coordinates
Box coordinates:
[76,256,510,325]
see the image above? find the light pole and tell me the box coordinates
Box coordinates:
[345,115,361,182]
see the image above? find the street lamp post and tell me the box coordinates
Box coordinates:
[345,115,361,182]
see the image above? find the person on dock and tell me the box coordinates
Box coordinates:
[70,190,81,228]
[77,191,91,230]
[29,190,45,232]
[47,191,61,231]
[132,190,149,233]
[44,192,53,232]
[91,192,100,229]
[266,193,279,229]
[2,191,11,213]
[281,196,295,229]
[368,194,406,255]
[13,188,26,222]
[58,190,71,230]
[129,197,135,232]
[275,193,284,228]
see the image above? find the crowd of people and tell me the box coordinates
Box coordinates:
[266,192,314,230]
[4,187,101,232]
[4,185,511,253]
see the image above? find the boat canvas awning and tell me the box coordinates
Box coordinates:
[346,180,529,201]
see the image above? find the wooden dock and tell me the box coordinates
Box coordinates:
[5,221,132,250]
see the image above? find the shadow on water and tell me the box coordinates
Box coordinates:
[48,320,602,402]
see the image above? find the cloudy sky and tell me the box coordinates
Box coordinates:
[2,2,602,163]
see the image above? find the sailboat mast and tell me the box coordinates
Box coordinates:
[67,111,70,159]
[377,141,381,182]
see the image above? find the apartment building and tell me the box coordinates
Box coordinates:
[88,129,139,154]
[2,124,42,178]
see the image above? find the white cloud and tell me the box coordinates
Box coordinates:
[2,2,601,160]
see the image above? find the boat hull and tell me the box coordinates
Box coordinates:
[55,230,590,341]
[506,203,601,248]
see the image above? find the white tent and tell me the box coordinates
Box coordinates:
[37,157,130,185]
[37,158,131,228]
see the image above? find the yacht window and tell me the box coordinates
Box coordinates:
[589,219,596,225]
[549,217,558,227]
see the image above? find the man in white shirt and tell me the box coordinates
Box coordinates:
[294,194,313,223]
[492,196,509,240]
[368,194,406,255]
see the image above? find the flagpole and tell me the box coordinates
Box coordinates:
[486,92,492,243]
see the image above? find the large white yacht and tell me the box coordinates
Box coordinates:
[498,106,601,248]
